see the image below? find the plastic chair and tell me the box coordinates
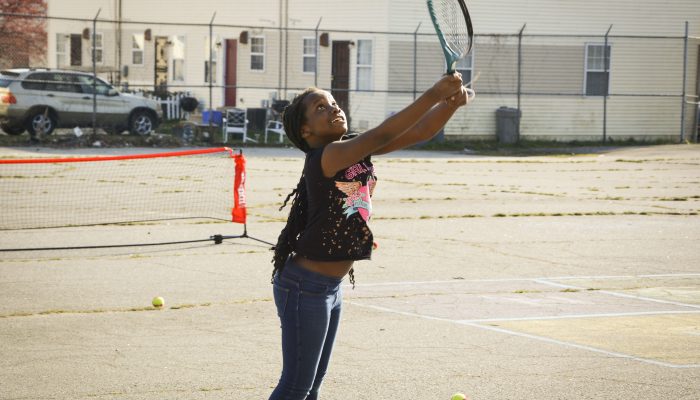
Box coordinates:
[223,108,256,143]
[265,120,285,144]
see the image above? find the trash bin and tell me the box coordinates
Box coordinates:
[496,107,521,144]
[202,110,223,126]
[246,108,269,134]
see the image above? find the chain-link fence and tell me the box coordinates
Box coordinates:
[1,11,698,143]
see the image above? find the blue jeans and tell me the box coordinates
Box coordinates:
[269,257,344,400]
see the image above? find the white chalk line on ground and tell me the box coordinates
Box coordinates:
[533,279,700,310]
[345,272,700,369]
[457,309,700,323]
[346,273,700,310]
[346,273,700,288]
[346,301,700,369]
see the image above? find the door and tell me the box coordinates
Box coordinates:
[154,36,168,94]
[225,39,237,107]
[74,74,128,127]
[70,34,82,66]
[331,41,351,123]
[39,72,91,125]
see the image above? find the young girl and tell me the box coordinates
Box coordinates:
[269,72,474,400]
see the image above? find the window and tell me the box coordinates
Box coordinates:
[455,51,473,84]
[24,73,80,93]
[75,74,112,95]
[303,38,316,73]
[132,34,144,65]
[356,39,372,90]
[22,73,49,91]
[92,33,103,64]
[204,36,218,83]
[56,34,68,67]
[171,36,185,82]
[0,73,16,88]
[585,43,611,96]
[250,36,265,71]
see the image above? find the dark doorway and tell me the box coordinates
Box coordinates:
[70,34,82,66]
[332,41,351,124]
[225,39,238,107]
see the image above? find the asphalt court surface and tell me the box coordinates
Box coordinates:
[1,144,699,399]
[346,274,700,368]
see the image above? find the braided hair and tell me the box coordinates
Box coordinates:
[271,87,356,287]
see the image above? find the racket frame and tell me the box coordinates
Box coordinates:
[426,0,474,73]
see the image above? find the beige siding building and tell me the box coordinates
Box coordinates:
[43,0,699,141]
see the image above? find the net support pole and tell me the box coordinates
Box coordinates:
[680,21,689,143]
[314,17,322,87]
[214,148,275,247]
[92,8,101,137]
[413,22,421,101]
[603,24,612,143]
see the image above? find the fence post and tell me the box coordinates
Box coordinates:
[680,21,689,143]
[517,24,525,112]
[208,12,216,132]
[603,24,612,143]
[92,8,101,137]
[413,22,421,101]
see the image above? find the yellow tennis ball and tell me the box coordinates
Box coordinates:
[152,296,164,308]
[451,393,467,400]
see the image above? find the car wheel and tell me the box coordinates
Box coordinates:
[26,109,56,136]
[1,124,26,135]
[129,111,154,136]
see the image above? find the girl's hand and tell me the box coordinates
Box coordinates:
[445,86,476,108]
[429,72,463,102]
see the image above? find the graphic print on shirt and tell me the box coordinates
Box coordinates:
[335,176,376,222]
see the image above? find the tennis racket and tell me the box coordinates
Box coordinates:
[426,0,474,74]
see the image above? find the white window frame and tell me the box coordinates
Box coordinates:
[92,32,103,64]
[302,37,316,74]
[356,39,373,91]
[250,36,265,72]
[131,34,144,66]
[204,36,218,83]
[171,35,186,83]
[583,43,611,97]
[454,50,474,84]
[56,34,68,67]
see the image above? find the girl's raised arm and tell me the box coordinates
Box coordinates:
[319,73,463,178]
[373,86,475,155]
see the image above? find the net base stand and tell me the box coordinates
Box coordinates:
[211,224,275,248]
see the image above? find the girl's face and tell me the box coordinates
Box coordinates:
[300,90,348,144]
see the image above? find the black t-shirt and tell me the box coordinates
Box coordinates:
[294,133,378,261]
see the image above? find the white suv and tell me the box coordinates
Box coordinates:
[0,69,163,136]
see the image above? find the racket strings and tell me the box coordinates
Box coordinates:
[432,0,472,58]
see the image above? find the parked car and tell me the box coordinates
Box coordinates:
[0,68,162,136]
